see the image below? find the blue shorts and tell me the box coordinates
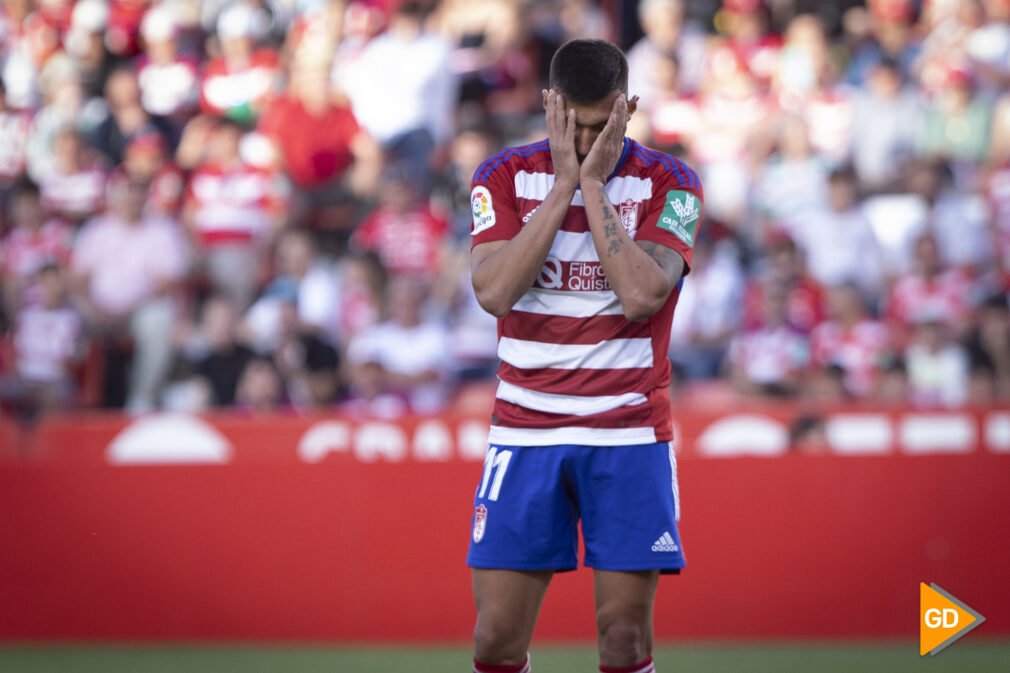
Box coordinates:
[466,442,685,574]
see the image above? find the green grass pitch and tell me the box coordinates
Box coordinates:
[0,642,1008,673]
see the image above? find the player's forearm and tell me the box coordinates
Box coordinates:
[472,180,577,317]
[581,180,675,321]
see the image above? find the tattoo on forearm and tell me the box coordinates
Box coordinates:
[637,240,686,283]
[599,192,622,257]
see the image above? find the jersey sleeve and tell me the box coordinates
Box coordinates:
[634,161,704,272]
[469,161,521,248]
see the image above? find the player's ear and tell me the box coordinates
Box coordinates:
[627,94,639,118]
[542,89,550,110]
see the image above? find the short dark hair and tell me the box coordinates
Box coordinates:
[549,39,628,104]
[9,176,40,201]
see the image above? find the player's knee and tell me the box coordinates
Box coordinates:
[473,615,527,665]
[597,614,649,665]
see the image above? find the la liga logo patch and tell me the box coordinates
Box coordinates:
[658,189,700,247]
[470,186,496,236]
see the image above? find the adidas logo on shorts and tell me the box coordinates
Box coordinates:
[651,531,679,553]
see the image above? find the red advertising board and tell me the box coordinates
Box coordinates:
[1,405,1008,641]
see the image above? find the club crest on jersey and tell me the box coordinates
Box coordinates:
[473,504,488,543]
[471,186,496,236]
[658,190,700,247]
[618,199,638,236]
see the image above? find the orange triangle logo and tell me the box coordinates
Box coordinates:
[920,583,985,655]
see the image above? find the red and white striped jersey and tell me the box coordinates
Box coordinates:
[0,220,73,281]
[14,304,83,383]
[810,319,891,397]
[471,138,703,446]
[185,162,285,245]
[888,269,972,328]
[0,108,32,180]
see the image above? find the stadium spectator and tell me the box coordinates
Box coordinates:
[965,293,1010,400]
[436,0,542,129]
[811,283,892,398]
[271,296,342,408]
[905,318,969,407]
[234,354,286,413]
[743,234,825,334]
[337,0,456,188]
[790,165,884,295]
[844,0,921,86]
[903,157,992,273]
[200,2,279,123]
[258,50,381,200]
[64,0,113,100]
[775,14,854,164]
[352,166,450,278]
[0,80,32,189]
[920,66,992,169]
[887,232,973,343]
[241,228,343,351]
[626,0,707,102]
[0,179,73,315]
[850,56,921,191]
[718,0,782,88]
[0,0,62,111]
[433,122,499,239]
[689,42,774,224]
[120,131,186,216]
[968,0,1010,93]
[182,117,286,309]
[90,66,174,167]
[24,54,88,186]
[182,294,253,408]
[874,359,911,404]
[334,251,385,343]
[347,275,452,413]
[39,125,107,223]
[0,263,85,417]
[986,97,1010,286]
[727,281,810,396]
[631,50,699,149]
[669,234,746,380]
[751,115,829,240]
[136,4,200,123]
[71,176,188,411]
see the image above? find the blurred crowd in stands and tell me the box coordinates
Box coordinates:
[1,0,1009,421]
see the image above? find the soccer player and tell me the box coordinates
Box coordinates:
[467,39,703,673]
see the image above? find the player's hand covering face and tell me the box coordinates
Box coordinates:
[543,89,580,190]
[579,93,629,186]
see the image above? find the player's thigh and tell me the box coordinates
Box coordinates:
[472,568,552,660]
[575,442,685,573]
[594,570,660,658]
[467,444,579,571]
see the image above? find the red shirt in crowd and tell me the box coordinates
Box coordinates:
[810,319,891,397]
[200,49,279,120]
[888,270,972,325]
[185,162,285,245]
[40,165,107,222]
[1,219,73,281]
[259,96,360,187]
[742,277,825,334]
[354,204,449,276]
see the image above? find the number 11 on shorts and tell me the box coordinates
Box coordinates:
[477,447,512,502]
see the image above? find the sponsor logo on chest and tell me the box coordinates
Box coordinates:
[535,256,611,292]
